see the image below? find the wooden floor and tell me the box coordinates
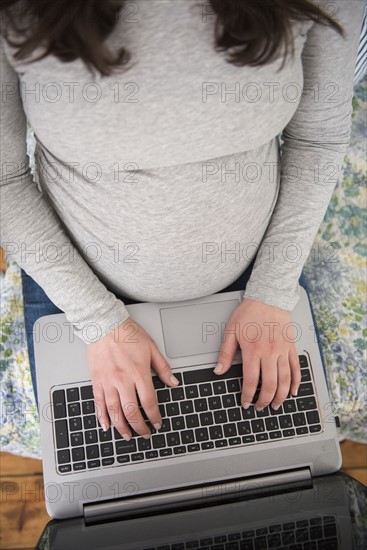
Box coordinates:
[0,441,366,550]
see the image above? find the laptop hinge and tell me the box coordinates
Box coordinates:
[83,467,312,525]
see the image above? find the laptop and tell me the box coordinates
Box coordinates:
[34,287,341,523]
[35,471,364,549]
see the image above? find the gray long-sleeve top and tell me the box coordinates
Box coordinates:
[0,0,364,343]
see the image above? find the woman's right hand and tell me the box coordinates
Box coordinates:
[86,317,180,441]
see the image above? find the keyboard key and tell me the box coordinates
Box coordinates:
[283,429,295,437]
[58,464,71,473]
[323,523,337,537]
[52,390,66,419]
[73,462,86,471]
[200,412,213,426]
[55,420,69,449]
[99,428,112,442]
[268,524,281,533]
[72,447,85,461]
[85,430,98,444]
[310,526,323,539]
[270,405,283,416]
[159,448,172,457]
[299,355,309,368]
[86,445,99,460]
[265,417,279,431]
[146,450,159,459]
[70,432,84,446]
[229,437,241,445]
[171,417,185,430]
[68,402,81,417]
[117,456,130,463]
[279,415,293,429]
[132,453,144,461]
[166,403,179,416]
[209,425,223,439]
[181,430,195,444]
[138,437,152,451]
[185,385,199,399]
[173,446,186,454]
[223,423,237,437]
[167,433,181,446]
[222,395,236,408]
[238,421,251,435]
[83,415,96,429]
[242,435,255,444]
[227,379,241,392]
[297,383,314,397]
[152,435,166,449]
[188,444,200,452]
[296,427,309,435]
[194,399,208,413]
[284,400,297,413]
[301,369,311,382]
[180,401,194,414]
[256,407,269,418]
[296,528,309,542]
[57,449,70,464]
[242,407,255,420]
[80,385,93,400]
[87,460,100,469]
[251,419,265,433]
[66,387,79,402]
[113,427,123,440]
[201,441,214,450]
[256,433,269,441]
[157,389,171,403]
[208,396,222,409]
[293,413,306,426]
[228,408,241,422]
[310,424,322,433]
[195,427,209,441]
[186,414,200,428]
[215,439,228,448]
[183,364,242,384]
[269,431,282,439]
[171,387,185,400]
[82,400,95,414]
[152,376,165,389]
[268,533,281,547]
[116,440,137,454]
[282,531,295,545]
[102,457,115,466]
[100,443,113,457]
[306,410,320,424]
[69,417,82,432]
[160,418,171,432]
[213,381,227,394]
[199,384,212,397]
[297,397,317,411]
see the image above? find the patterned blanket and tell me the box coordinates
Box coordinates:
[1,78,366,458]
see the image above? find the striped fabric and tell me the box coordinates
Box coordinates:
[354,2,367,85]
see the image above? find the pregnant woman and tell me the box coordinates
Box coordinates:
[1,0,364,440]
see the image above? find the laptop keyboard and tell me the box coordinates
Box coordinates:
[140,514,339,550]
[52,354,322,475]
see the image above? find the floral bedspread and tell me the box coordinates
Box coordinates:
[1,78,366,458]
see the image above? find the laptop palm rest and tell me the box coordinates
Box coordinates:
[159,299,240,358]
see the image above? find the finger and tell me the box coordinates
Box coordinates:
[289,347,301,396]
[150,342,179,387]
[255,355,278,410]
[92,381,110,432]
[214,321,238,374]
[271,354,291,410]
[135,375,163,431]
[104,386,134,440]
[117,384,151,439]
[241,350,261,408]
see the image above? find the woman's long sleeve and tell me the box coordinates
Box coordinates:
[243,0,365,311]
[0,39,130,343]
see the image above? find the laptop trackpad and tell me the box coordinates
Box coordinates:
[160,299,240,358]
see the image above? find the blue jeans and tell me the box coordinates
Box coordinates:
[20,258,326,409]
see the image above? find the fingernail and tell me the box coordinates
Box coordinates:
[242,402,251,409]
[255,406,264,412]
[292,389,298,396]
[214,363,223,374]
[122,433,131,441]
[101,423,108,432]
[143,432,151,439]
[170,375,179,386]
[272,403,280,411]
[153,423,161,430]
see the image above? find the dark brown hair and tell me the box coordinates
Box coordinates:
[0,0,344,76]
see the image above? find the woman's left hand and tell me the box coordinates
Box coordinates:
[214,297,301,410]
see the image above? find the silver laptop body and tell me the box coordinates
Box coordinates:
[34,287,341,520]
